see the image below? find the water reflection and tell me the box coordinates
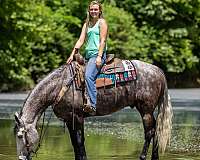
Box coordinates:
[0,108,200,160]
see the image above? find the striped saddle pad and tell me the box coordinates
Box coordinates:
[96,59,137,88]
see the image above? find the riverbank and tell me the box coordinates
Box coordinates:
[0,89,199,119]
[169,88,200,100]
[0,88,199,101]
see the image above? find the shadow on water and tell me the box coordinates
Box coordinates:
[0,108,200,160]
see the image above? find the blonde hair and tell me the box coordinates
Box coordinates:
[85,1,103,29]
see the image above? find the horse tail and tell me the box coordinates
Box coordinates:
[156,77,173,153]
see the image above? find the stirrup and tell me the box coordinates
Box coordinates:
[83,91,96,115]
[83,105,96,115]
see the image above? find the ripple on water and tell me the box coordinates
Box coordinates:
[1,108,200,160]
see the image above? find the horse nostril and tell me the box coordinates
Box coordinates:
[18,156,22,160]
[17,128,25,138]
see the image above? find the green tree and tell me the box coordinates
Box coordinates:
[113,0,199,73]
[0,0,81,91]
[0,0,200,91]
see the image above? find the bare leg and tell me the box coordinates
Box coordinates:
[139,113,156,160]
[66,121,87,160]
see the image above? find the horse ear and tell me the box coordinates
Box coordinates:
[14,112,21,125]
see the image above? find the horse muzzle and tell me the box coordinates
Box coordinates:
[18,155,27,160]
[19,155,32,160]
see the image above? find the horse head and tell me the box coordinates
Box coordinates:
[14,112,39,160]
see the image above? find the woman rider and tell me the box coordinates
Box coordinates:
[67,1,108,115]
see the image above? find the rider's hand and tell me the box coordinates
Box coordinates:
[96,56,102,68]
[66,54,74,64]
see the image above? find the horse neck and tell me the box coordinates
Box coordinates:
[20,67,67,125]
[20,89,51,126]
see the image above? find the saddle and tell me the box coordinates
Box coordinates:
[73,53,137,89]
[55,53,137,108]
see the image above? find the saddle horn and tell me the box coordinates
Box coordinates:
[73,48,85,65]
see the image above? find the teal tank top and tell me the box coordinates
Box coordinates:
[85,19,107,59]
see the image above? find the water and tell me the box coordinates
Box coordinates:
[0,108,200,160]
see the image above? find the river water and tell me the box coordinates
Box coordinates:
[0,107,200,160]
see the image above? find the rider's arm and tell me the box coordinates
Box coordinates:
[95,19,108,68]
[73,23,87,53]
[67,23,87,63]
[98,19,108,58]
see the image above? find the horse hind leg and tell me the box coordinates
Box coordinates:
[151,132,159,160]
[139,113,156,160]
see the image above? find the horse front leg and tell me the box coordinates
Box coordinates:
[66,120,87,160]
[139,113,156,160]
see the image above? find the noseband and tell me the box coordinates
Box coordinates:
[16,118,31,151]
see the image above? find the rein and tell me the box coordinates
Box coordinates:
[69,64,76,130]
[33,63,77,155]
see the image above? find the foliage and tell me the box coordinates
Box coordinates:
[113,0,199,72]
[104,5,154,64]
[0,0,81,90]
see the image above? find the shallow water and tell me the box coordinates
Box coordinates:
[0,109,200,160]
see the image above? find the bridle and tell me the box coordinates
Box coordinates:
[15,63,79,159]
[16,118,31,151]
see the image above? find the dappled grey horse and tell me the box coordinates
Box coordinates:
[14,59,172,160]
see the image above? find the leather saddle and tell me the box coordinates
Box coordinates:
[56,53,136,108]
[73,52,136,89]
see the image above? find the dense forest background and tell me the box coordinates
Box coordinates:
[0,0,200,91]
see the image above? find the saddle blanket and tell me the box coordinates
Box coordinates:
[96,60,137,88]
